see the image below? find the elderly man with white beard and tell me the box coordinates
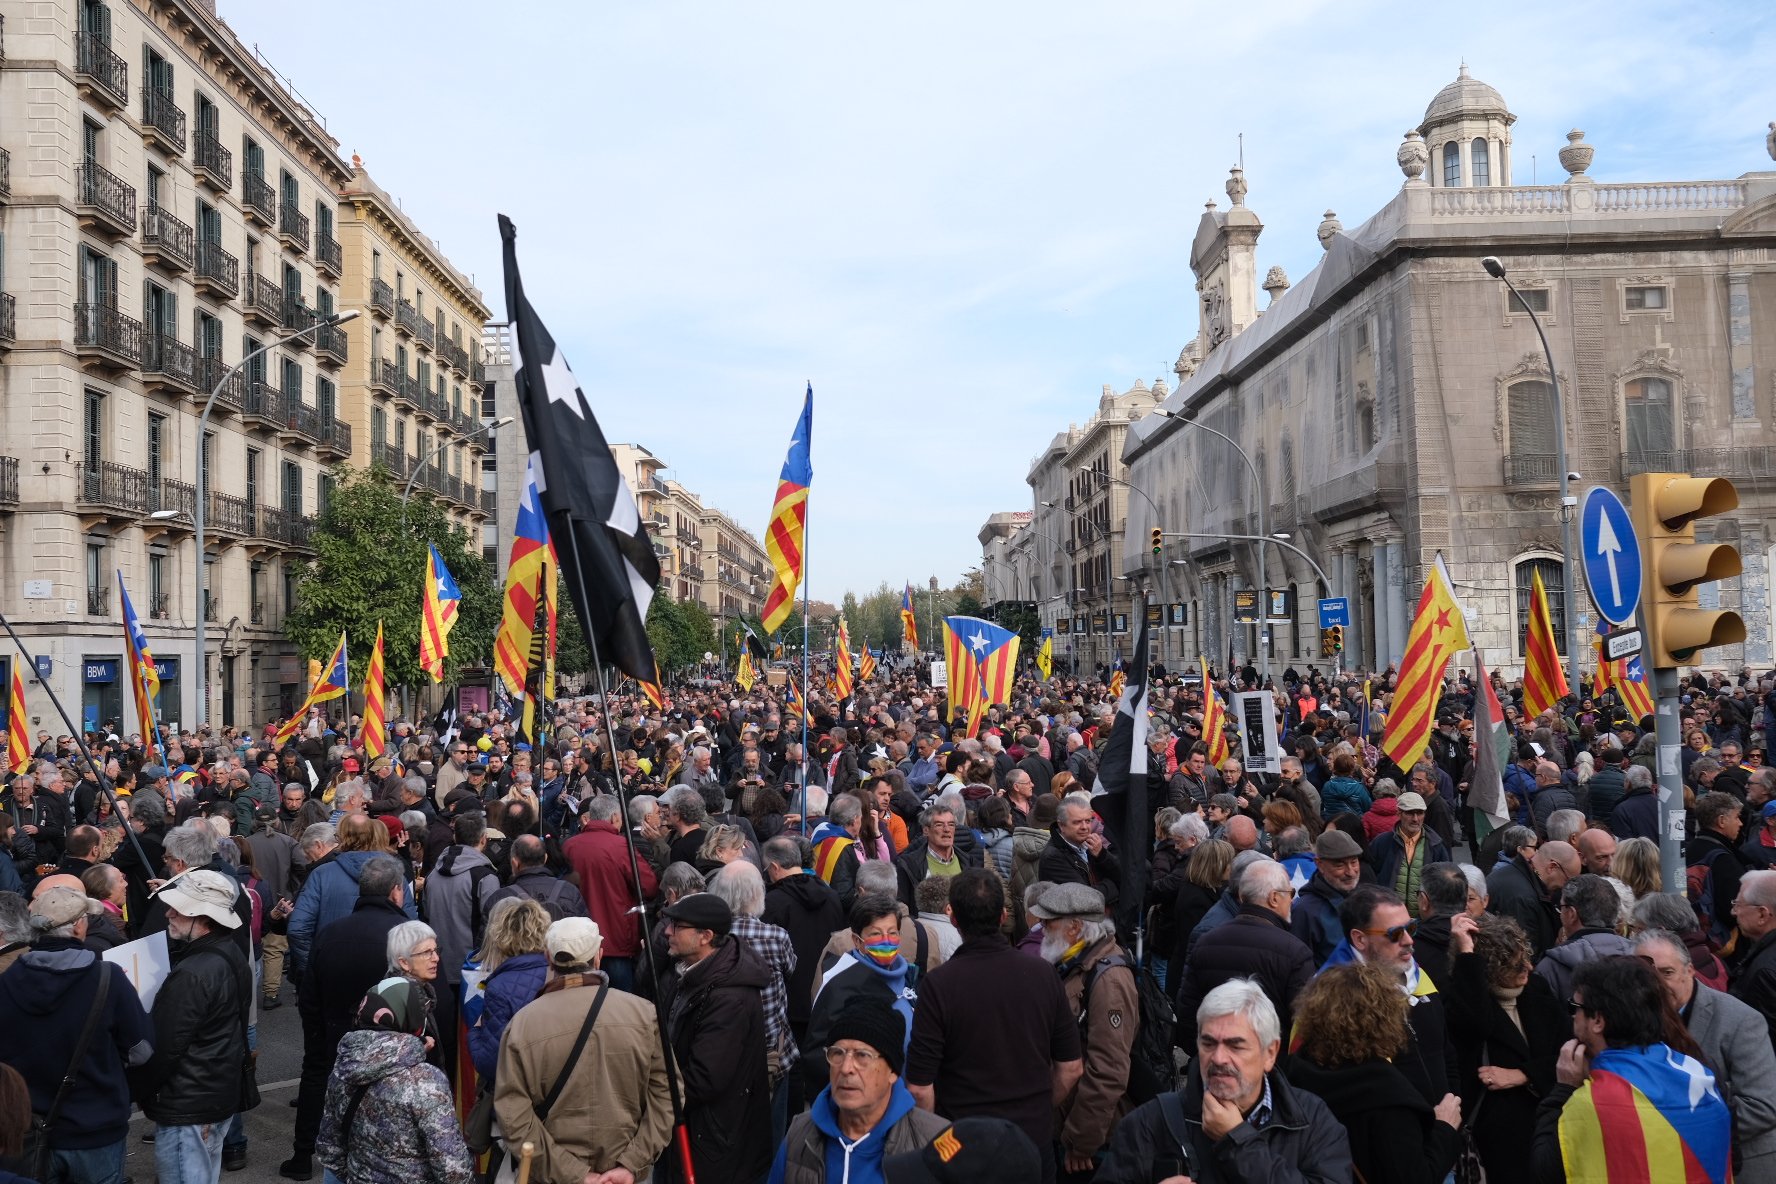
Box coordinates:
[1033,883,1138,1181]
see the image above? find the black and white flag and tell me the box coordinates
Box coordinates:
[500,216,660,682]
[1093,596,1151,937]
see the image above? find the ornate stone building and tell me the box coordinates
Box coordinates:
[1121,70,1776,674]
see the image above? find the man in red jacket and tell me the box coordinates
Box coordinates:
[563,795,657,993]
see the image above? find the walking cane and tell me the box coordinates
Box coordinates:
[514,1141,535,1184]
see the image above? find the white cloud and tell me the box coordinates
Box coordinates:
[225,0,1776,601]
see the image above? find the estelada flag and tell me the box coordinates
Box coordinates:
[943,616,1019,738]
[761,387,812,634]
[900,584,919,648]
[118,571,160,763]
[274,633,349,746]
[1381,555,1469,771]
[419,544,462,684]
[1555,1044,1731,1184]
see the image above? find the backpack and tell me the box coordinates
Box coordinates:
[1686,843,1733,950]
[1081,951,1177,1105]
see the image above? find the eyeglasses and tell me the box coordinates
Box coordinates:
[1565,997,1591,1017]
[408,947,440,960]
[825,1045,884,1068]
[1360,920,1419,943]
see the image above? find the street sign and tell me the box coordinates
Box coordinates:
[1580,485,1643,625]
[1317,597,1350,629]
[1603,627,1644,662]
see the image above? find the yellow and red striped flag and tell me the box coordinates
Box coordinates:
[859,647,876,682]
[419,544,461,684]
[494,462,553,697]
[361,621,387,760]
[833,617,854,700]
[5,663,28,775]
[1108,668,1126,701]
[1521,567,1568,717]
[785,671,811,727]
[640,661,664,713]
[761,387,812,633]
[1200,656,1230,765]
[1381,555,1470,771]
[943,616,1018,738]
[1618,655,1655,722]
[900,585,919,649]
[274,633,349,747]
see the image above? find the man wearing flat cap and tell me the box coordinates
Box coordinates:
[136,869,249,1183]
[1035,884,1139,1180]
[771,998,951,1184]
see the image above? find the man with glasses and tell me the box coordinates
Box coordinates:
[893,802,982,912]
[1533,874,1636,1001]
[1732,869,1776,1042]
[1486,832,1576,960]
[771,997,950,1184]
[433,741,472,809]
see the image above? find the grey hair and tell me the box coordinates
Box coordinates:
[690,745,711,763]
[1632,927,1692,967]
[163,822,219,870]
[626,794,659,827]
[1630,892,1701,936]
[1274,826,1311,859]
[856,860,897,896]
[1625,764,1655,790]
[918,800,956,829]
[299,822,338,852]
[335,779,368,810]
[1023,880,1055,916]
[583,795,622,823]
[762,835,802,871]
[1170,814,1211,846]
[386,921,437,974]
[1228,849,1270,893]
[1237,859,1290,905]
[1197,977,1281,1049]
[399,810,428,836]
[660,786,708,827]
[828,794,863,829]
[0,892,30,944]
[710,860,766,918]
[1459,863,1489,903]
[1546,810,1587,843]
[660,861,706,902]
[357,855,406,901]
[130,792,167,827]
[1057,793,1095,821]
[399,776,428,800]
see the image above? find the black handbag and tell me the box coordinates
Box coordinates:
[23,964,110,1181]
[1455,1046,1490,1184]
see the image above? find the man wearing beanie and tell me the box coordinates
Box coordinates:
[770,998,950,1184]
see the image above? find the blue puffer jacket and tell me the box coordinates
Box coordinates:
[1320,776,1372,820]
[289,850,417,976]
[467,952,549,1083]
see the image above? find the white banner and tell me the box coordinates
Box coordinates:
[103,930,171,1009]
[1233,691,1283,776]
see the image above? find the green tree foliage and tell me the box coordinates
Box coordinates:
[286,468,499,689]
[555,603,590,678]
[646,596,716,674]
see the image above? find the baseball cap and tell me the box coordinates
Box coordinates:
[884,1117,1040,1184]
[341,757,361,773]
[545,917,604,968]
[662,892,732,938]
[1314,830,1365,860]
[1761,800,1776,821]
[141,765,171,780]
[157,869,242,929]
[28,886,96,931]
[1396,791,1428,813]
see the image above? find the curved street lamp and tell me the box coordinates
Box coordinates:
[400,415,515,528]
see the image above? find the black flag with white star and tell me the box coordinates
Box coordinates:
[1092,595,1151,938]
[500,215,660,682]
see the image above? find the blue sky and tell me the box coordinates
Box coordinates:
[224,1,1775,601]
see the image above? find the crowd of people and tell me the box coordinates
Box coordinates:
[1,654,1774,1184]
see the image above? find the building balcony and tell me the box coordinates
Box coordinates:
[0,292,13,349]
[415,320,435,351]
[393,372,420,413]
[315,418,351,461]
[282,511,316,552]
[370,357,399,397]
[314,321,347,367]
[207,490,251,538]
[240,378,283,431]
[141,202,194,274]
[250,600,265,625]
[649,474,670,496]
[149,592,170,620]
[75,33,128,109]
[74,302,142,369]
[193,241,239,300]
[377,443,407,479]
[140,331,197,396]
[281,297,316,343]
[196,357,245,416]
[242,172,275,227]
[204,592,219,622]
[244,271,282,327]
[78,460,147,518]
[481,488,496,514]
[140,88,186,154]
[77,161,136,238]
[279,399,321,449]
[146,475,195,521]
[315,232,341,279]
[395,299,421,338]
[440,338,468,375]
[87,587,110,617]
[1622,447,1776,482]
[1503,452,1558,487]
[369,277,394,319]
[0,456,17,510]
[193,131,231,192]
[278,204,310,254]
[0,147,10,201]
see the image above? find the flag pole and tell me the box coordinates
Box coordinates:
[0,611,155,875]
[553,528,694,1184]
[799,508,811,831]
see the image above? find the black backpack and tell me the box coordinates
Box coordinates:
[1081,950,1178,1105]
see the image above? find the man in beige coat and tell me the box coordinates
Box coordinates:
[495,917,675,1184]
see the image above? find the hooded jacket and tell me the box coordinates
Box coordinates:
[1009,825,1051,922]
[1289,872,1350,967]
[289,849,418,973]
[317,1029,473,1184]
[1361,796,1401,842]
[769,1079,951,1184]
[658,937,774,1184]
[1320,775,1372,820]
[762,871,846,1027]
[423,844,500,985]
[1532,927,1637,1002]
[0,937,153,1149]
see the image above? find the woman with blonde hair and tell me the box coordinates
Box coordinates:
[466,899,550,1083]
[337,813,392,854]
[1610,835,1662,900]
[695,823,746,882]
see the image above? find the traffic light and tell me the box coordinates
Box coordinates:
[1631,472,1746,668]
[1150,527,1163,557]
[1319,629,1333,658]
[1329,624,1344,653]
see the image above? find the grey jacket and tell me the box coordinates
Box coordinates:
[423,844,500,986]
[1689,983,1776,1173]
[1532,928,1635,1002]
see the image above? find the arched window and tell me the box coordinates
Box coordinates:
[1443,142,1461,187]
[1471,138,1490,187]
[1507,379,1556,481]
[1624,377,1674,467]
[1514,556,1567,656]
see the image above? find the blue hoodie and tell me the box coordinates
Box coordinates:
[767,1079,921,1184]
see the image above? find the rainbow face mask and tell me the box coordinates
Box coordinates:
[861,939,901,967]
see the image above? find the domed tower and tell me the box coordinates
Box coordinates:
[1418,65,1515,188]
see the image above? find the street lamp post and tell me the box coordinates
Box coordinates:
[193,308,360,728]
[1483,256,1581,699]
[1149,410,1270,686]
[400,416,515,527]
[1075,472,1164,678]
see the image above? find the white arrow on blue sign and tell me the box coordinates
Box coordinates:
[1580,486,1642,626]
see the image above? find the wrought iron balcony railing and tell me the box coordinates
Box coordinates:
[140,88,186,153]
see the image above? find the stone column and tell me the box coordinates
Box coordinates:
[1338,547,1359,666]
[1371,542,1393,672]
[1386,543,1410,668]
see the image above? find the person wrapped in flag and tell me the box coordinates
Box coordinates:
[1531,955,1731,1184]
